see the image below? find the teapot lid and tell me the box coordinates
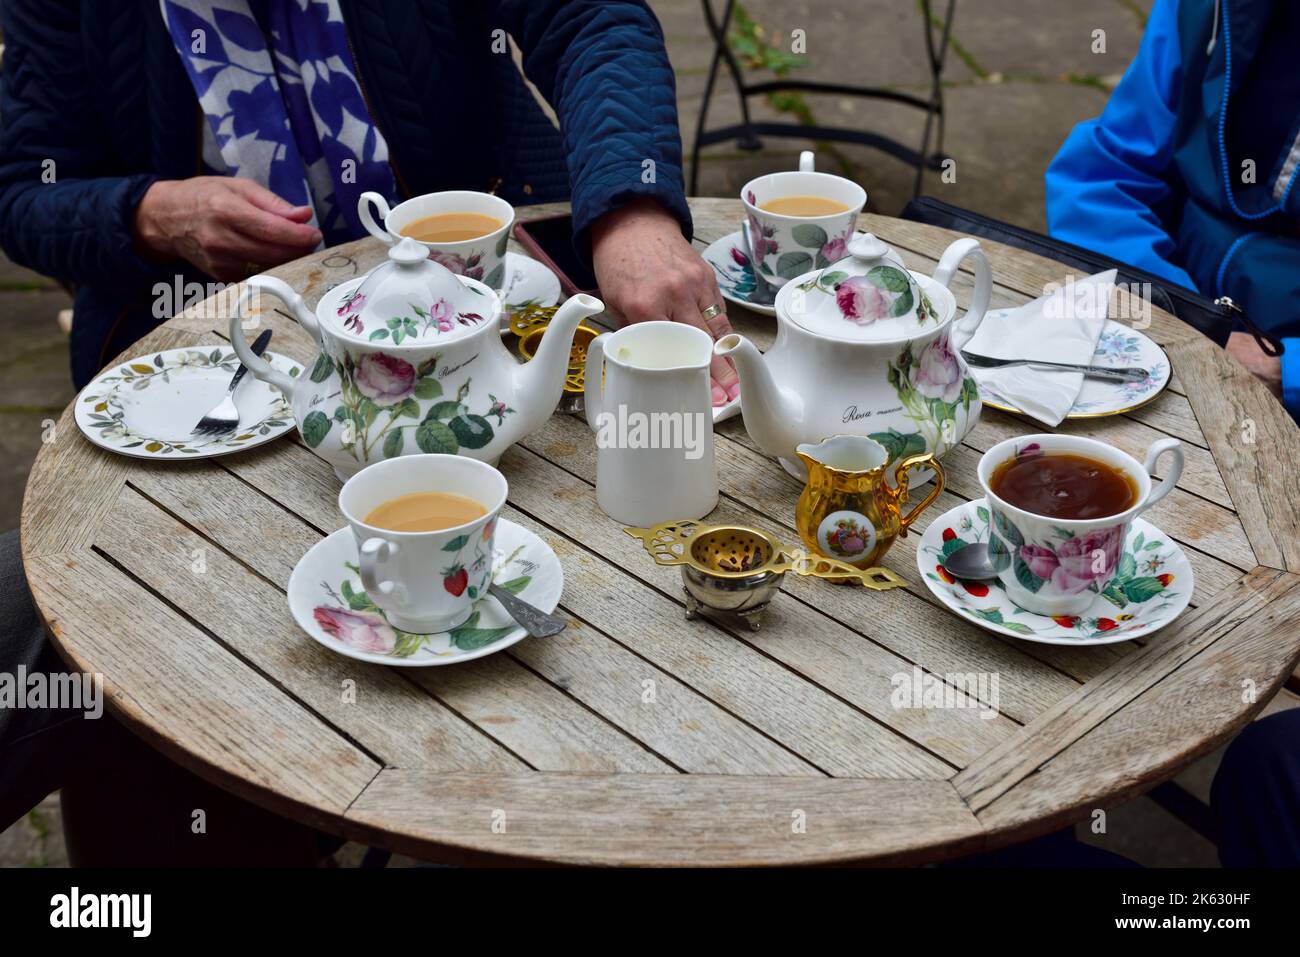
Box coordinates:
[781,233,942,341]
[327,236,495,344]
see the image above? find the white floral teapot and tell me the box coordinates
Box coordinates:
[716,232,989,479]
[230,236,604,479]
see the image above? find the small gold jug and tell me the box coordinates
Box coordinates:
[795,435,945,573]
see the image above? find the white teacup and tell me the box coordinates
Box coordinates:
[740,151,866,288]
[359,190,514,291]
[977,434,1184,616]
[339,454,507,634]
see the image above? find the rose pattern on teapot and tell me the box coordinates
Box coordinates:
[231,233,605,480]
[719,232,991,480]
[299,344,518,468]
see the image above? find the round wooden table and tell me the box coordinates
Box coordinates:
[21,199,1300,866]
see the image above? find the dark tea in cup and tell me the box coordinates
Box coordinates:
[990,451,1136,520]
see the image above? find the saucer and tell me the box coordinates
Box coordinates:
[702,230,777,318]
[916,499,1193,646]
[287,518,564,666]
[75,346,299,459]
[978,319,1171,420]
[501,252,561,316]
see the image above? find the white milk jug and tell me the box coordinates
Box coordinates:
[584,321,718,526]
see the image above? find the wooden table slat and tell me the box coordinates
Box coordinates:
[97,483,529,774]
[1168,338,1300,572]
[953,567,1300,812]
[26,549,379,817]
[344,769,985,867]
[224,439,959,779]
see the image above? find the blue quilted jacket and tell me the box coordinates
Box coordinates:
[0,0,690,387]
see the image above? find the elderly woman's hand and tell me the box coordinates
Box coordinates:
[591,198,739,406]
[132,177,323,281]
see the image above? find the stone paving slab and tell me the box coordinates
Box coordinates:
[0,257,59,292]
[0,795,67,868]
[655,0,976,97]
[954,0,1145,79]
[0,290,75,530]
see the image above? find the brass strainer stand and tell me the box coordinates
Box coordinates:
[626,521,907,631]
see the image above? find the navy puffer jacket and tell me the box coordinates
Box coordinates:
[0,0,690,386]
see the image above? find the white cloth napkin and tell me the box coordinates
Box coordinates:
[962,269,1116,426]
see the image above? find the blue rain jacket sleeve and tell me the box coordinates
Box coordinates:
[1045,0,1197,292]
[1046,0,1300,418]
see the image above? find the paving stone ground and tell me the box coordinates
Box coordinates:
[0,0,1286,869]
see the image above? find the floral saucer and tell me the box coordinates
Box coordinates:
[916,498,1192,646]
[288,517,564,666]
[702,230,777,318]
[501,252,561,319]
[75,346,299,459]
[979,318,1171,419]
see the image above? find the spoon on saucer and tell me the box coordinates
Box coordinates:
[940,542,997,580]
[488,583,567,638]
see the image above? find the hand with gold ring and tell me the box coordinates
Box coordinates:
[592,197,739,406]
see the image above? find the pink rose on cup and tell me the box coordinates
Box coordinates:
[912,333,963,403]
[834,276,890,324]
[745,215,778,268]
[1017,526,1123,595]
[821,231,850,262]
[1018,544,1060,580]
[428,250,485,281]
[354,353,416,404]
[313,607,396,654]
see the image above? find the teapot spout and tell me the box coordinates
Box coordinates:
[513,293,605,426]
[714,334,803,463]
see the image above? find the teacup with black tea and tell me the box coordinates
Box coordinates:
[989,451,1137,521]
[977,435,1185,616]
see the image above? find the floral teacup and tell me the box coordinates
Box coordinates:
[978,434,1184,616]
[339,454,506,634]
[360,190,514,291]
[740,151,866,288]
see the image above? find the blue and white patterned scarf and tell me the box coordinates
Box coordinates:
[160,0,398,245]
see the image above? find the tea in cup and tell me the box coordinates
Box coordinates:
[339,454,507,633]
[359,190,514,291]
[740,151,866,287]
[977,434,1184,616]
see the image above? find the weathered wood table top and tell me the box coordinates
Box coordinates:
[21,199,1300,866]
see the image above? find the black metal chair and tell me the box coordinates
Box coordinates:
[690,0,957,198]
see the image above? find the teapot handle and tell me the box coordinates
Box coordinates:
[584,333,608,432]
[359,191,396,245]
[893,453,946,537]
[229,275,321,398]
[932,238,991,352]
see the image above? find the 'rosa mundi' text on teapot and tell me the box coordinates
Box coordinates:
[716,232,989,479]
[230,235,604,480]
